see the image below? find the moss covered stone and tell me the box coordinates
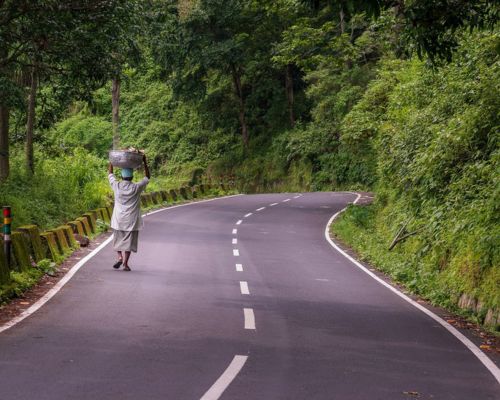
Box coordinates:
[68,220,85,236]
[61,225,79,249]
[82,213,97,234]
[0,237,11,284]
[11,231,32,272]
[17,225,45,262]
[141,193,154,207]
[179,187,191,200]
[99,207,111,223]
[169,189,178,202]
[76,217,92,237]
[199,184,206,194]
[49,227,71,255]
[40,231,63,263]
[151,192,161,205]
[106,206,113,221]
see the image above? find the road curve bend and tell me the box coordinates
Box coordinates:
[0,193,498,400]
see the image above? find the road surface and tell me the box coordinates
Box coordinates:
[0,193,498,399]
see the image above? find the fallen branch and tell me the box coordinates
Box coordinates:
[389,219,423,250]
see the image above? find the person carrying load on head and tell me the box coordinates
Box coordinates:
[107,153,150,271]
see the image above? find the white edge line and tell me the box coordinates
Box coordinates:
[200,355,248,400]
[244,308,256,330]
[235,264,243,272]
[233,249,240,257]
[240,281,250,295]
[0,236,113,334]
[0,194,244,335]
[325,192,500,384]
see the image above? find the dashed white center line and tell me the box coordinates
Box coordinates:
[283,199,291,202]
[232,238,238,245]
[293,195,300,199]
[233,249,240,257]
[236,220,242,225]
[235,263,243,272]
[200,355,249,400]
[243,308,256,330]
[244,213,253,218]
[232,229,237,235]
[270,203,278,206]
[256,207,265,211]
[239,281,250,295]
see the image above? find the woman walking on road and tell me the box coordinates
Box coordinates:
[108,154,150,271]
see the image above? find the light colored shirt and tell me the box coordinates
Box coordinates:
[108,173,149,231]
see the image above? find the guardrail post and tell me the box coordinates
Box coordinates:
[3,206,12,268]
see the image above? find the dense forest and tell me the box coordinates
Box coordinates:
[0,1,498,326]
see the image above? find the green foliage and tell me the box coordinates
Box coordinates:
[0,147,109,229]
[332,32,499,322]
[95,219,110,235]
[36,259,57,276]
[0,268,43,304]
[49,107,112,158]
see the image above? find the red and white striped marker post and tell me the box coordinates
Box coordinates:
[3,206,12,268]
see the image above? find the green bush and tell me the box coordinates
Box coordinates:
[0,147,109,230]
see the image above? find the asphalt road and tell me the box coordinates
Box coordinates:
[0,193,498,400]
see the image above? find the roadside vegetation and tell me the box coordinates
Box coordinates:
[0,1,498,326]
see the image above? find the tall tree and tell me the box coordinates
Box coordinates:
[0,0,140,178]
[150,0,264,148]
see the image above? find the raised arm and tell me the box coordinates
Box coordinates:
[143,154,150,179]
[108,162,114,175]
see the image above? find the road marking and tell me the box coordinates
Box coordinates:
[244,213,253,218]
[325,192,500,385]
[240,281,250,295]
[236,220,242,225]
[256,207,265,211]
[283,199,290,202]
[293,195,300,199]
[315,278,330,282]
[270,203,278,206]
[232,238,237,245]
[232,229,237,235]
[200,355,248,400]
[233,249,240,257]
[244,308,256,330]
[235,264,243,272]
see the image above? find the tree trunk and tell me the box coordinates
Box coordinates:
[112,76,120,150]
[25,63,38,174]
[339,5,346,34]
[393,1,406,57]
[0,105,9,181]
[230,64,249,148]
[285,64,295,127]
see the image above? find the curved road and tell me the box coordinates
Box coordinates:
[0,193,498,399]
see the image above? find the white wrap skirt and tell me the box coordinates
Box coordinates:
[113,230,139,252]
